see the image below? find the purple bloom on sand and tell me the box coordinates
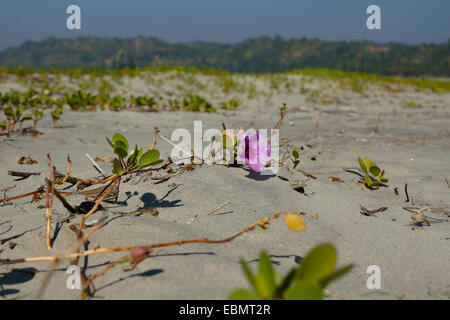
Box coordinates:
[71,78,77,84]
[238,131,271,173]
[32,72,40,79]
[48,74,54,81]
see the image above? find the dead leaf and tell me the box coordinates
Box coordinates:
[296,169,316,179]
[18,156,38,165]
[95,157,114,163]
[329,176,344,183]
[360,204,388,217]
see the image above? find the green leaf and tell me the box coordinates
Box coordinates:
[363,157,376,173]
[256,252,276,299]
[229,289,259,300]
[127,144,139,166]
[112,158,123,175]
[275,268,296,298]
[0,121,7,129]
[240,259,259,296]
[138,149,160,168]
[128,163,140,171]
[292,147,299,159]
[4,107,14,119]
[358,157,367,174]
[285,282,323,300]
[106,137,114,148]
[380,178,388,183]
[222,131,236,150]
[136,147,143,159]
[320,265,353,288]
[364,174,374,187]
[369,165,381,177]
[15,107,23,119]
[22,113,32,121]
[33,110,43,118]
[296,243,337,284]
[273,269,283,287]
[114,146,128,159]
[112,133,128,153]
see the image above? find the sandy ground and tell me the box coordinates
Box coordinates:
[0,73,449,300]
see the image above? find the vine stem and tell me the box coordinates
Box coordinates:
[0,212,289,265]
[45,155,55,250]
[79,178,118,229]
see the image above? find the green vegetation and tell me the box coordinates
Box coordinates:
[31,109,44,128]
[221,98,240,111]
[182,95,216,113]
[0,64,448,130]
[402,100,423,108]
[358,157,388,189]
[229,244,352,300]
[50,105,63,127]
[292,147,300,169]
[2,65,449,94]
[0,36,449,76]
[3,106,32,132]
[107,133,162,177]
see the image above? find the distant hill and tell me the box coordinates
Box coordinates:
[0,36,448,76]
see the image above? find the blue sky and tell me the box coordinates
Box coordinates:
[1,0,449,51]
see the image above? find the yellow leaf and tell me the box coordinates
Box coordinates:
[285,213,306,231]
[222,130,236,150]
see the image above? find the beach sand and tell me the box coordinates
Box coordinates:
[0,72,449,299]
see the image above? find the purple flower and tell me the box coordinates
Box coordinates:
[238,131,271,173]
[48,74,54,81]
[32,72,40,79]
[71,78,77,84]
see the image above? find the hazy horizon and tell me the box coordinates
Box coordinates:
[1,0,449,51]
[3,33,449,53]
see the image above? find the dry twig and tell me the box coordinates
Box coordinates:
[206,201,230,216]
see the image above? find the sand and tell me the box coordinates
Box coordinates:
[0,72,449,299]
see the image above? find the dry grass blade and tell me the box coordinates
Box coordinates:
[86,153,104,176]
[368,113,382,139]
[315,111,322,130]
[206,201,230,216]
